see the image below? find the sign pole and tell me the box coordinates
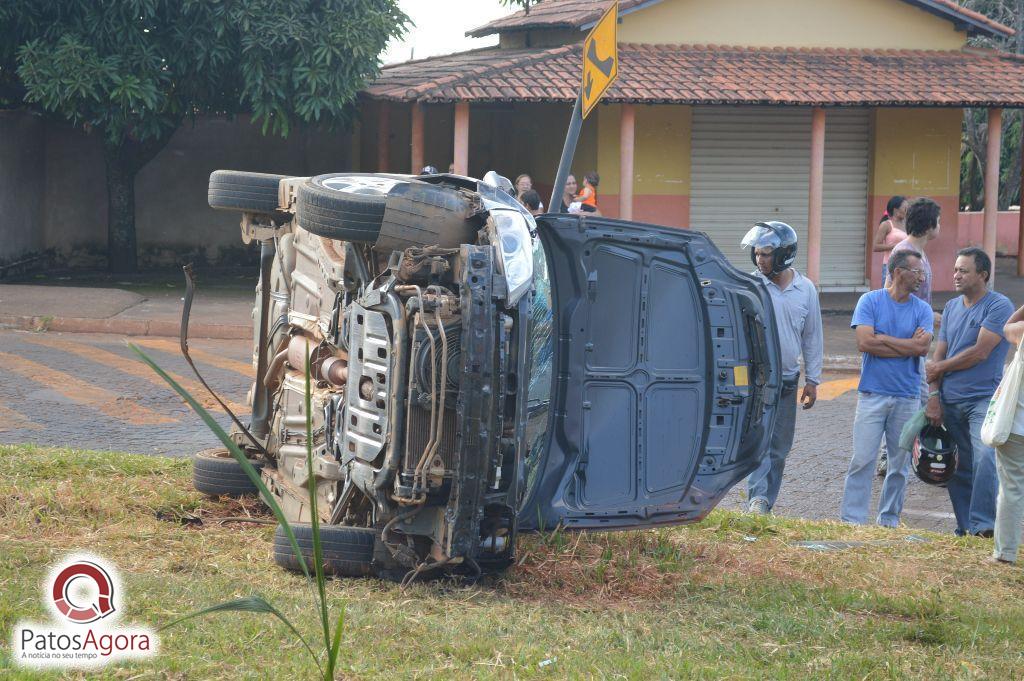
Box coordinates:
[548,1,617,214]
[550,94,584,212]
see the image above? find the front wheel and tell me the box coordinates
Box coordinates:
[272,523,376,577]
[295,173,478,248]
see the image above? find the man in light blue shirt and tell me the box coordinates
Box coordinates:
[841,249,933,527]
[926,247,1014,536]
[740,222,823,515]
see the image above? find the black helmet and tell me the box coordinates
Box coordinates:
[420,165,439,175]
[912,424,957,487]
[741,221,798,275]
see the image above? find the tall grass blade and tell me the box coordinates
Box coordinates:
[328,607,346,675]
[130,343,312,581]
[304,349,333,667]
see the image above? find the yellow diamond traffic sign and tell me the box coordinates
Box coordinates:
[581,1,618,119]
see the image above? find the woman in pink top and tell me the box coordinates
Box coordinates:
[872,195,909,287]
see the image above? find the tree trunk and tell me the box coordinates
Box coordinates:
[102,142,137,273]
[100,131,176,273]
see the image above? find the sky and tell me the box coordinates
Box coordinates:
[382,0,509,65]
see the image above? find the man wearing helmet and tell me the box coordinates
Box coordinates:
[740,221,823,515]
[841,249,934,527]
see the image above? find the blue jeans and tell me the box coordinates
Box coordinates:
[942,397,998,535]
[841,392,918,526]
[747,382,798,510]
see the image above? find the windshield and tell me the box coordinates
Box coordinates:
[520,234,554,510]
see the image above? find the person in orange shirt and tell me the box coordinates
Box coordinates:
[575,171,599,213]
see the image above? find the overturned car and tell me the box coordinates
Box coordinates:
[195,169,782,581]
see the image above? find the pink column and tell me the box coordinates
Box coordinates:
[453,102,469,176]
[619,104,636,220]
[377,101,390,173]
[410,101,424,174]
[807,107,826,284]
[1018,134,1024,277]
[984,108,1002,283]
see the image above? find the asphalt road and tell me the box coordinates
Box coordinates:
[0,329,960,533]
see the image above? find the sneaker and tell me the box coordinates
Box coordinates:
[748,498,770,515]
[988,555,1014,565]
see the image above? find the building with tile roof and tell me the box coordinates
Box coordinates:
[357,0,1024,290]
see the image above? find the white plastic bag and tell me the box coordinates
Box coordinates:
[981,341,1024,447]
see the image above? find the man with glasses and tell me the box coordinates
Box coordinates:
[841,249,934,527]
[876,197,943,476]
[925,247,1013,536]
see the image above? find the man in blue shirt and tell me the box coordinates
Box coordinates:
[925,247,1014,536]
[841,249,934,526]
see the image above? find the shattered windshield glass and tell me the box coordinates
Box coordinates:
[520,235,553,509]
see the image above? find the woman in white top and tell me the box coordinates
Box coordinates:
[996,306,1024,563]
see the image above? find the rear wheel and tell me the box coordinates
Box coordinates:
[272,523,376,577]
[208,170,288,214]
[192,447,264,496]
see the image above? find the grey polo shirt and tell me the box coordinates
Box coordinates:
[756,269,823,385]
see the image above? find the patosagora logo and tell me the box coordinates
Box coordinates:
[12,553,158,668]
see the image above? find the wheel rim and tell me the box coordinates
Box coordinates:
[320,176,403,195]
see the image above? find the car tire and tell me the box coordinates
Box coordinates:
[208,170,288,214]
[296,173,478,248]
[192,447,264,496]
[272,523,376,577]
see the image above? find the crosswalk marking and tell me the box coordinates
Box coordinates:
[0,352,176,426]
[132,337,254,377]
[816,377,859,401]
[0,403,42,432]
[20,334,249,415]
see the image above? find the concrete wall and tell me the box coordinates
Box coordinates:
[619,0,966,49]
[959,210,1023,256]
[868,108,964,290]
[0,112,47,265]
[17,114,355,268]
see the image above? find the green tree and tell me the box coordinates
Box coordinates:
[0,1,407,272]
[960,0,1023,210]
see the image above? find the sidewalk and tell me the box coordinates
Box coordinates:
[0,268,254,340]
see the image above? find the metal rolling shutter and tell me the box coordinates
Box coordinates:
[821,109,870,289]
[690,106,868,290]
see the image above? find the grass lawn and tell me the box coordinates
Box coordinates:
[1,444,1023,680]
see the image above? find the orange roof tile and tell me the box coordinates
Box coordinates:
[467,0,1013,38]
[365,43,1024,107]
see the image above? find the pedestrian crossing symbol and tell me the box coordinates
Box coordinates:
[581,1,618,119]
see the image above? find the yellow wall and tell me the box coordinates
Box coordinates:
[619,0,966,49]
[636,105,691,196]
[597,104,691,196]
[871,108,963,196]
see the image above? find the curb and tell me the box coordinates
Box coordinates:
[0,315,251,340]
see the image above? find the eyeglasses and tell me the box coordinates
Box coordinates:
[898,267,924,276]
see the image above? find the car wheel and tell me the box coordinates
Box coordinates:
[192,447,264,496]
[208,170,289,214]
[272,523,376,577]
[295,173,478,248]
